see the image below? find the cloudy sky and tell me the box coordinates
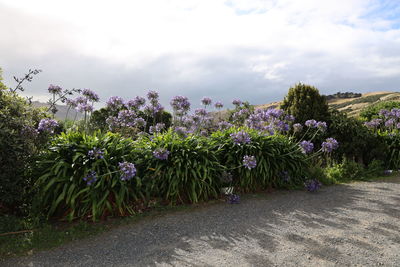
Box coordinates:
[1,0,399,109]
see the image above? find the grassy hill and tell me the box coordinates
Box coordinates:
[255,91,400,117]
[31,101,83,121]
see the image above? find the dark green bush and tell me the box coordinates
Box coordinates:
[281,83,330,124]
[360,100,400,121]
[0,74,48,214]
[324,158,366,182]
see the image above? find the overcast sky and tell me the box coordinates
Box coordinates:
[1,0,399,109]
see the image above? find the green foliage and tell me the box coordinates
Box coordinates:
[327,110,387,165]
[33,131,141,221]
[325,91,362,100]
[324,158,366,182]
[0,71,48,214]
[210,128,310,191]
[360,101,400,121]
[134,130,224,203]
[379,133,400,169]
[281,83,330,124]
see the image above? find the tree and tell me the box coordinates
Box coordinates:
[280,83,330,124]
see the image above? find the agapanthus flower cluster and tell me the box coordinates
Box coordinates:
[117,110,137,127]
[21,125,39,138]
[244,108,291,133]
[107,96,125,110]
[170,95,191,116]
[364,119,382,129]
[118,161,136,181]
[195,108,208,117]
[149,123,165,134]
[214,101,223,109]
[65,98,78,108]
[228,194,240,204]
[77,103,94,113]
[218,121,233,130]
[316,121,327,131]
[144,103,164,115]
[321,138,339,153]
[293,123,303,132]
[48,84,62,94]
[134,117,146,128]
[304,179,322,192]
[147,90,159,101]
[88,147,105,159]
[243,155,257,169]
[299,140,314,154]
[126,96,146,109]
[174,126,188,138]
[83,171,98,186]
[305,119,317,128]
[201,97,212,106]
[153,148,170,160]
[38,118,59,134]
[230,131,251,145]
[82,89,100,102]
[232,99,242,106]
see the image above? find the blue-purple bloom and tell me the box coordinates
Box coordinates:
[385,119,395,128]
[134,117,146,128]
[170,95,191,115]
[230,131,251,145]
[228,194,240,204]
[316,121,327,131]
[82,89,100,102]
[127,96,146,109]
[147,90,159,101]
[118,162,136,181]
[293,123,303,132]
[117,110,136,127]
[153,148,170,160]
[321,138,339,153]
[83,171,97,186]
[215,101,223,109]
[304,179,322,192]
[65,98,78,108]
[174,126,188,138]
[38,118,59,133]
[107,96,125,110]
[77,103,94,113]
[195,108,208,117]
[201,97,212,106]
[299,140,314,154]
[232,99,242,106]
[88,147,104,159]
[305,119,317,128]
[243,155,257,169]
[149,123,165,134]
[48,84,62,94]
[364,119,382,129]
[218,121,233,130]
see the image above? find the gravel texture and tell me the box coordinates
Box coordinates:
[2,177,400,266]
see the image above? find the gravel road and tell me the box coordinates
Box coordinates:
[2,177,400,266]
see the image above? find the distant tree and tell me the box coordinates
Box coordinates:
[280,83,330,124]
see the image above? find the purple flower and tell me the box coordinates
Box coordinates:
[304,179,321,192]
[228,194,240,204]
[316,121,327,131]
[38,118,59,133]
[243,155,257,169]
[82,89,100,102]
[48,84,62,94]
[215,101,224,109]
[265,108,284,118]
[201,97,212,106]
[144,103,164,115]
[379,109,390,118]
[321,138,339,153]
[127,96,146,109]
[106,116,119,130]
[153,148,170,160]
[299,140,314,154]
[107,96,125,110]
[232,99,242,106]
[305,119,317,128]
[147,90,159,101]
[88,147,104,159]
[174,126,188,138]
[385,119,395,128]
[293,123,303,132]
[230,131,251,145]
[284,114,295,122]
[218,121,233,130]
[384,169,393,175]
[83,171,97,186]
[76,103,94,113]
[117,110,137,127]
[170,95,191,115]
[149,123,165,134]
[134,117,146,128]
[118,162,136,181]
[75,96,88,104]
[364,119,382,129]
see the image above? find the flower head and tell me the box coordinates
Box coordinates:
[304,179,321,192]
[293,123,303,132]
[107,96,125,110]
[147,90,159,101]
[305,119,317,128]
[153,148,170,160]
[230,131,251,145]
[215,101,224,109]
[299,140,314,154]
[88,147,104,159]
[82,89,100,102]
[201,97,212,106]
[243,155,257,169]
[38,118,59,134]
[316,121,327,131]
[83,171,97,186]
[232,99,242,106]
[76,103,94,113]
[195,108,208,117]
[48,84,62,94]
[170,95,191,115]
[321,138,339,153]
[127,96,146,109]
[118,162,136,181]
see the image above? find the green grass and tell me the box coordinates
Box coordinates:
[1,173,398,260]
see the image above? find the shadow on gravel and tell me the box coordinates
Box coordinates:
[4,178,400,266]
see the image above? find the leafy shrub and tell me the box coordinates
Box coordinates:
[209,128,310,191]
[133,130,224,203]
[0,74,48,214]
[281,83,330,124]
[360,101,400,121]
[33,131,141,221]
[324,158,365,182]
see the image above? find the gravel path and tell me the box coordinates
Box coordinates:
[2,177,400,266]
